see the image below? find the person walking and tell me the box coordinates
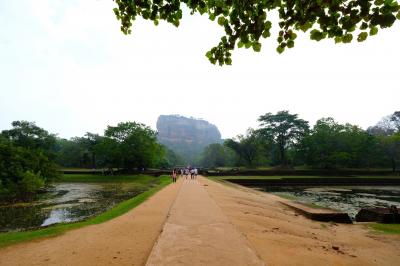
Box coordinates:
[172,169,177,183]
[194,168,198,179]
[190,168,195,180]
[185,168,189,179]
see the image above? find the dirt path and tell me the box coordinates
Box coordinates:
[0,179,182,266]
[146,178,264,266]
[199,177,400,266]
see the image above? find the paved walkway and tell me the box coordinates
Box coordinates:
[146,177,264,266]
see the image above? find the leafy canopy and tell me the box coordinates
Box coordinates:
[113,0,400,65]
[103,122,164,169]
[224,129,264,166]
[258,110,309,164]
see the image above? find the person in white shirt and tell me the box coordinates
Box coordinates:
[185,168,189,179]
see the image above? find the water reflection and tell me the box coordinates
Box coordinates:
[257,186,400,219]
[0,183,144,232]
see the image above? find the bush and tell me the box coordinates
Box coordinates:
[18,171,45,200]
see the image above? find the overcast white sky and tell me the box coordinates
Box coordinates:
[0,0,399,139]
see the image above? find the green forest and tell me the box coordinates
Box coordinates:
[199,111,400,171]
[1,111,399,203]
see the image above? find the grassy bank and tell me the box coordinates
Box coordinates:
[0,174,171,248]
[58,173,158,183]
[370,223,400,234]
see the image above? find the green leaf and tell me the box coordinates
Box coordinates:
[334,36,343,43]
[225,58,232,65]
[360,22,369,30]
[357,32,368,42]
[264,21,272,30]
[262,30,271,38]
[396,11,400,20]
[370,26,379,36]
[173,20,180,27]
[237,41,244,48]
[217,16,226,26]
[113,8,119,16]
[252,42,262,52]
[177,10,183,20]
[154,20,159,26]
[209,13,215,21]
[287,40,294,48]
[205,51,212,59]
[342,33,353,43]
[276,45,285,54]
[310,29,325,41]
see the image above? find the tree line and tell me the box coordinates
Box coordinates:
[0,121,181,202]
[199,111,400,171]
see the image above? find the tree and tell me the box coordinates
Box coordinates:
[54,133,103,169]
[299,118,381,169]
[258,111,309,165]
[113,0,400,65]
[378,133,400,172]
[200,143,235,168]
[224,129,264,167]
[0,122,59,202]
[157,148,185,168]
[102,122,163,170]
[368,111,400,136]
[390,111,400,132]
[1,121,56,154]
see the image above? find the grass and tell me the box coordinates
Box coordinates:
[301,201,328,209]
[370,223,400,234]
[0,174,171,248]
[58,173,157,183]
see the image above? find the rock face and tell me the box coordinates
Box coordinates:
[156,115,222,163]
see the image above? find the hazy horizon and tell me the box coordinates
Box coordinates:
[1,0,399,139]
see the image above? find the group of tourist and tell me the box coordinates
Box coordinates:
[171,167,198,182]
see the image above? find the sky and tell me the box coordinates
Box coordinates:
[0,0,399,139]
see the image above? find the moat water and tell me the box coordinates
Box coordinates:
[257,186,400,219]
[0,183,145,232]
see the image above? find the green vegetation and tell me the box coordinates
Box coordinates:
[258,111,309,166]
[113,0,400,65]
[0,122,59,202]
[0,175,171,248]
[59,174,158,183]
[225,129,267,167]
[198,111,400,173]
[199,143,236,168]
[56,122,167,171]
[1,120,180,203]
[370,223,400,234]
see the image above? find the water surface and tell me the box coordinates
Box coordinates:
[0,182,145,232]
[257,186,400,219]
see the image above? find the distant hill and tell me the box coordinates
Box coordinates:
[156,115,222,164]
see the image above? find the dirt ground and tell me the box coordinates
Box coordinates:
[1,176,399,266]
[0,178,182,266]
[146,178,264,266]
[199,177,400,266]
